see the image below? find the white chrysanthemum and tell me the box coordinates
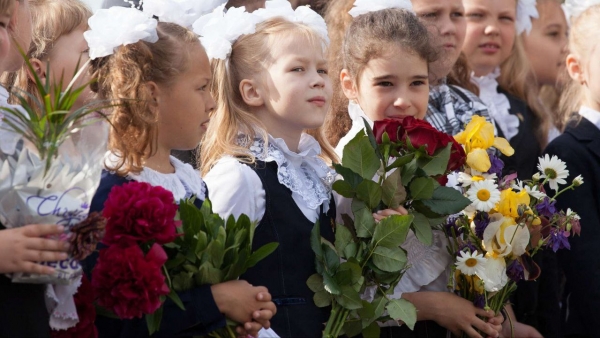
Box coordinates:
[537,154,569,191]
[348,0,413,17]
[458,170,497,188]
[466,180,501,212]
[511,180,546,200]
[456,250,487,276]
[573,175,584,187]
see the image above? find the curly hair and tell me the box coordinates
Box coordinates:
[90,22,199,176]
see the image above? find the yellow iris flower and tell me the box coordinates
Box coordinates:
[496,189,530,218]
[454,116,515,172]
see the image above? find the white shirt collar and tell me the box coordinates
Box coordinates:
[578,106,600,130]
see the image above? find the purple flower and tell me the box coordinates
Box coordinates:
[457,241,478,256]
[506,260,524,282]
[536,197,557,218]
[473,212,490,239]
[487,153,504,176]
[444,216,463,237]
[548,229,571,252]
[473,294,486,309]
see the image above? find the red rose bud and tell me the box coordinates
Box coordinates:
[51,275,98,338]
[102,181,180,245]
[373,118,404,143]
[92,243,169,319]
[400,117,445,155]
[447,139,467,172]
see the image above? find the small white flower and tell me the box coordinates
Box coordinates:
[532,172,541,181]
[566,208,581,220]
[458,170,497,188]
[456,250,487,276]
[466,180,501,212]
[573,175,584,187]
[482,254,508,292]
[537,154,569,191]
[511,180,546,200]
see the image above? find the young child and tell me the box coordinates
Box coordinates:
[333,6,503,338]
[462,0,548,180]
[85,15,275,337]
[0,1,71,337]
[545,5,600,337]
[200,3,338,337]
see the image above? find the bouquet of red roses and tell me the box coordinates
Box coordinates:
[309,117,471,337]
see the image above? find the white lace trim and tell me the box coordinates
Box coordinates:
[128,156,206,202]
[245,134,335,212]
[46,276,83,330]
[471,68,519,141]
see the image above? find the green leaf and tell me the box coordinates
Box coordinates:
[386,298,417,330]
[335,223,353,258]
[197,262,223,285]
[313,290,332,307]
[323,242,340,273]
[323,273,341,295]
[362,321,381,338]
[363,117,384,161]
[167,289,185,311]
[411,212,433,246]
[342,130,381,179]
[195,231,208,254]
[372,214,413,248]
[335,261,362,287]
[356,179,383,210]
[335,285,363,310]
[145,305,163,335]
[95,305,119,319]
[401,159,418,186]
[332,180,355,198]
[352,200,376,238]
[333,163,364,189]
[311,221,323,259]
[381,169,407,209]
[206,240,224,268]
[385,153,415,172]
[417,143,451,176]
[357,300,376,325]
[372,296,387,320]
[247,242,279,268]
[371,246,407,272]
[343,318,363,337]
[307,273,324,293]
[421,186,472,215]
[409,177,435,200]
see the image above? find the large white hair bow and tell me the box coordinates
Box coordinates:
[192,5,259,61]
[563,0,600,20]
[252,0,330,44]
[142,0,227,28]
[348,0,413,18]
[84,7,158,60]
[516,0,539,34]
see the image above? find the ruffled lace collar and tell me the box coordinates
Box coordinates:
[247,133,335,211]
[471,68,519,141]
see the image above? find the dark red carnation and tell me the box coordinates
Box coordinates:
[373,118,404,143]
[102,181,180,245]
[51,275,98,338]
[92,243,169,319]
[400,117,446,155]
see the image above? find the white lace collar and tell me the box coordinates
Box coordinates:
[248,133,335,212]
[106,154,206,202]
[471,67,519,141]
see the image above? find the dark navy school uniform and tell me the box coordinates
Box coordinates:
[84,170,226,338]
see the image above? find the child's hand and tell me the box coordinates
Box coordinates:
[486,311,504,338]
[373,205,409,222]
[501,320,543,338]
[0,224,69,274]
[212,280,277,334]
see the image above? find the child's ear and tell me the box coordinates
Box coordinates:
[340,69,358,101]
[27,58,46,84]
[239,79,264,107]
[146,81,161,105]
[566,54,586,85]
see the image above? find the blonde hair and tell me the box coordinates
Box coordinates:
[498,35,550,148]
[559,4,600,129]
[200,17,337,175]
[0,0,15,15]
[2,0,91,105]
[90,22,200,176]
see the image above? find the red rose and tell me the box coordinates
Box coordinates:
[102,181,180,245]
[51,275,98,338]
[400,117,446,155]
[436,175,449,186]
[373,118,404,143]
[92,243,169,319]
[446,138,467,172]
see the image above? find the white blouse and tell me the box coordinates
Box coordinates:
[579,106,600,130]
[335,101,373,158]
[0,86,26,156]
[205,133,335,224]
[471,67,519,141]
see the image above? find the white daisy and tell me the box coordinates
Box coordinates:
[537,154,569,191]
[457,170,497,188]
[573,175,584,187]
[466,180,501,212]
[456,250,487,276]
[511,180,546,200]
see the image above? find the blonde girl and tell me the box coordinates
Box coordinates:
[545,5,600,337]
[85,14,275,337]
[200,2,338,336]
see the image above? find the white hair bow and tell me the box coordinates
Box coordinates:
[348,0,413,18]
[563,0,600,20]
[516,0,539,35]
[84,7,158,60]
[142,0,227,28]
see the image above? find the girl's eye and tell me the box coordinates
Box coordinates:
[411,80,426,87]
[466,12,483,19]
[376,81,393,87]
[81,48,89,54]
[291,67,304,72]
[451,11,464,18]
[500,16,514,22]
[547,31,560,38]
[198,85,207,91]
[317,69,328,74]
[421,12,437,19]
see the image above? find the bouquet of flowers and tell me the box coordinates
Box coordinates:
[308,117,471,337]
[92,181,278,337]
[444,116,582,323]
